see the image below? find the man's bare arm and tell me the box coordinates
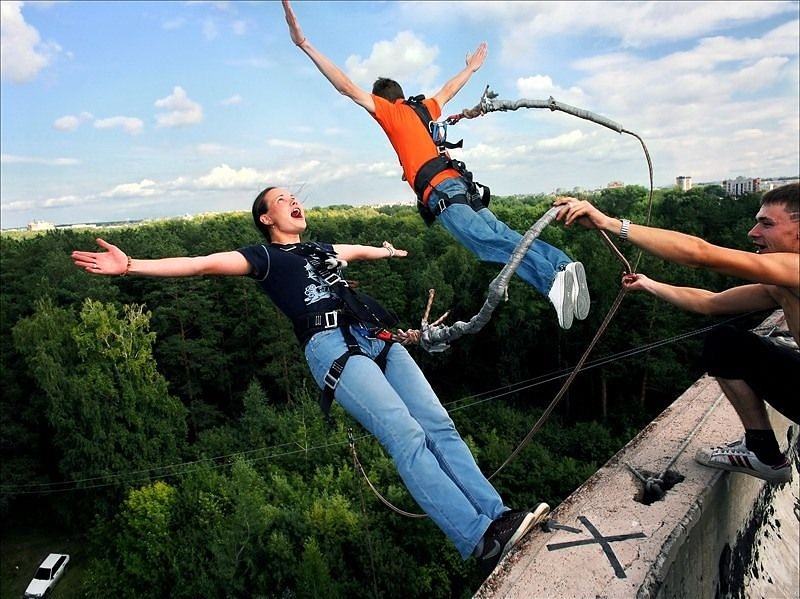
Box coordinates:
[623,274,778,315]
[282,0,375,113]
[555,198,800,288]
[431,42,487,109]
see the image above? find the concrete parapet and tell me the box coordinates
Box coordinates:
[477,312,799,599]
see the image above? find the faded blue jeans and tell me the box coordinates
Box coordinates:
[304,326,507,558]
[430,177,571,296]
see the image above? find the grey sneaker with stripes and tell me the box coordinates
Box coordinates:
[695,439,791,483]
[566,262,590,321]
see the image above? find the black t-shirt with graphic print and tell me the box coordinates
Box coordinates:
[237,242,342,322]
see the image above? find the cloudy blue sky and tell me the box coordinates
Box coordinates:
[2,1,798,229]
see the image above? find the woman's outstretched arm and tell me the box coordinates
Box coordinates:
[332,242,408,263]
[71,238,252,277]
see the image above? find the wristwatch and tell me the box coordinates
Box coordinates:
[619,219,631,242]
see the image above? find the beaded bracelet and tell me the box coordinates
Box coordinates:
[121,255,132,276]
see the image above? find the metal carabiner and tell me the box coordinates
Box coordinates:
[429,121,447,145]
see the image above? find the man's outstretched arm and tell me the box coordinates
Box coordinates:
[555,198,800,288]
[282,0,375,113]
[431,42,487,109]
[622,274,778,315]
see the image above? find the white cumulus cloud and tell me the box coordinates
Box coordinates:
[345,31,439,89]
[43,194,84,208]
[194,164,267,189]
[516,75,589,105]
[536,129,587,150]
[1,1,57,83]
[94,116,144,135]
[53,111,94,131]
[155,86,203,127]
[101,179,159,198]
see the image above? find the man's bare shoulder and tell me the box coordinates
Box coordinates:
[763,283,800,343]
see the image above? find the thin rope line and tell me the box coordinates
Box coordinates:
[2,314,760,495]
[488,286,628,480]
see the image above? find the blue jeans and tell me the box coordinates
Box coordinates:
[431,177,572,296]
[304,326,507,558]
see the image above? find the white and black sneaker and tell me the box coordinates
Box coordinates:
[476,503,550,578]
[695,439,792,483]
[548,269,574,330]
[566,262,590,321]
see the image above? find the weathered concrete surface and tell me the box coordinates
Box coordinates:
[477,312,799,599]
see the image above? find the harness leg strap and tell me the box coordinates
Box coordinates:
[319,326,365,417]
[318,327,393,418]
[319,352,350,417]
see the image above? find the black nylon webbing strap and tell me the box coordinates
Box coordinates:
[413,155,452,201]
[320,354,348,417]
[318,326,393,419]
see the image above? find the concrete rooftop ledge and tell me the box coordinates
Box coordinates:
[477,311,799,599]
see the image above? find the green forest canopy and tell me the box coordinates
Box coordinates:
[0,185,768,597]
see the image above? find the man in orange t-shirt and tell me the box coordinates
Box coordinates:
[282,0,590,330]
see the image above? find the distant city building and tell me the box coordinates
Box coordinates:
[27,220,55,231]
[761,178,800,192]
[60,223,97,229]
[675,176,693,191]
[723,177,760,196]
[606,181,624,189]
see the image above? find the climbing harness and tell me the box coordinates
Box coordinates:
[403,95,491,225]
[284,242,398,418]
[405,95,464,152]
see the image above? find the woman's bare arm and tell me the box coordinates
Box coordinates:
[71,238,251,277]
[332,242,408,263]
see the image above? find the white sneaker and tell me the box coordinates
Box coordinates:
[695,439,792,483]
[566,262,590,320]
[548,269,574,330]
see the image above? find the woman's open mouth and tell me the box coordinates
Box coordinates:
[291,207,303,218]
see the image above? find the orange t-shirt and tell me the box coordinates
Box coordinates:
[371,95,461,203]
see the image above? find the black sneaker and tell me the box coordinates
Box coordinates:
[476,502,550,578]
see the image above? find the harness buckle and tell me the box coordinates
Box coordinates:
[323,272,342,286]
[436,197,449,215]
[323,372,339,390]
[324,310,339,329]
[324,360,345,389]
[430,121,447,145]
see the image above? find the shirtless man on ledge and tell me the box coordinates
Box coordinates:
[555,183,799,483]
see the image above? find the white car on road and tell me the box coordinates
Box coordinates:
[24,553,69,598]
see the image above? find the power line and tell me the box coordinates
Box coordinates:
[0,315,760,495]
